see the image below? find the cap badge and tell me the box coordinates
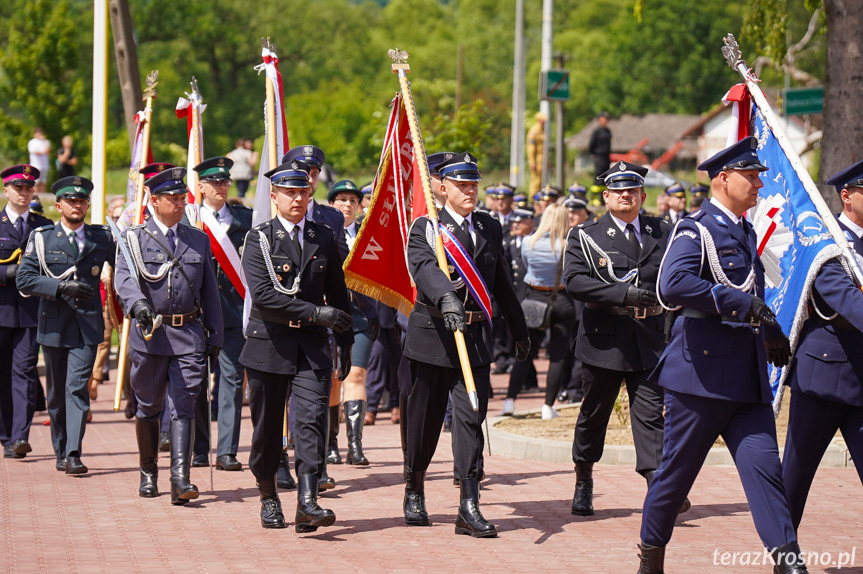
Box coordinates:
[607,227,616,238]
[217,158,225,167]
[158,164,166,171]
[172,168,183,179]
[464,154,471,164]
[303,145,313,157]
[73,176,82,186]
[346,182,354,189]
[444,152,454,161]
[291,161,299,170]
[618,161,626,171]
[23,166,31,174]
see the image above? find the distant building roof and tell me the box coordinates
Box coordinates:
[568,114,702,155]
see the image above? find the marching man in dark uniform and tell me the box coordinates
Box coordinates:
[658,182,688,225]
[17,176,115,474]
[0,165,52,459]
[114,167,223,504]
[240,159,353,531]
[638,137,805,574]
[402,152,529,537]
[782,160,863,531]
[564,160,676,516]
[190,156,252,472]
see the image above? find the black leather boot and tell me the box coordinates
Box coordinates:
[571,461,594,516]
[135,417,159,498]
[326,405,341,465]
[645,470,690,514]
[455,478,497,537]
[295,474,336,533]
[637,542,665,574]
[276,449,296,490]
[770,542,808,574]
[404,469,429,526]
[344,400,369,466]
[258,478,286,529]
[169,419,199,505]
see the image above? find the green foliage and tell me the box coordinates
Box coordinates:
[0,0,87,174]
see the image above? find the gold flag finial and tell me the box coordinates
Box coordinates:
[722,34,742,69]
[389,49,410,73]
[143,70,159,100]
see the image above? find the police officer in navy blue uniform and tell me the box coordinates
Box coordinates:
[638,137,806,574]
[564,160,674,517]
[781,160,863,531]
[278,144,347,491]
[240,159,353,531]
[0,165,52,459]
[114,167,223,505]
[187,156,252,472]
[658,182,688,225]
[17,176,115,474]
[401,152,529,537]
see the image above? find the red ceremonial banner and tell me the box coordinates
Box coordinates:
[343,95,415,315]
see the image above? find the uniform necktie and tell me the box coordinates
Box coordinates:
[68,231,79,257]
[291,226,302,257]
[460,220,475,256]
[213,210,220,222]
[625,223,641,258]
[166,228,176,253]
[14,218,22,233]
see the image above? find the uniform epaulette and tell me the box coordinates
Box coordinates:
[254,220,272,231]
[472,210,496,222]
[128,223,146,230]
[687,210,707,221]
[232,204,252,212]
[577,219,599,229]
[184,225,208,238]
[33,224,54,233]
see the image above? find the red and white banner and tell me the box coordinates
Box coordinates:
[176,95,206,215]
[722,83,752,147]
[200,208,247,299]
[252,45,290,228]
[343,94,415,314]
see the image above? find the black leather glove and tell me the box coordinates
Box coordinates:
[766,334,791,368]
[747,295,779,328]
[5,264,18,282]
[311,305,352,333]
[439,292,466,332]
[130,299,155,329]
[205,344,221,371]
[338,345,352,381]
[58,280,95,302]
[366,316,381,343]
[623,286,658,307]
[515,338,531,362]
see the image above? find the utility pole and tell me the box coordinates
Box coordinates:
[509,0,525,188]
[108,0,143,151]
[555,52,566,187]
[540,0,553,189]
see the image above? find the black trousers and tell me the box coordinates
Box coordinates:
[406,360,489,480]
[572,364,664,476]
[247,358,332,481]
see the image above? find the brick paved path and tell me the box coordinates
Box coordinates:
[1,368,860,573]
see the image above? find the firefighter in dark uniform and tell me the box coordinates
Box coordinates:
[114,167,224,504]
[17,176,115,474]
[781,160,863,531]
[564,160,681,516]
[189,156,252,472]
[0,165,52,459]
[240,159,353,531]
[401,152,529,537]
[638,137,805,574]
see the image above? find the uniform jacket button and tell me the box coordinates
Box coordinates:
[823,353,828,359]
[731,310,737,316]
[703,350,709,356]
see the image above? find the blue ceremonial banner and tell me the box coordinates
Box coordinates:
[748,106,842,409]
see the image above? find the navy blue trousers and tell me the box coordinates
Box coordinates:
[129,348,204,421]
[0,326,39,444]
[641,391,797,548]
[782,390,863,529]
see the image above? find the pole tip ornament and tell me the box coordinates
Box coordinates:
[261,36,276,53]
[143,70,159,100]
[389,49,410,72]
[722,34,743,68]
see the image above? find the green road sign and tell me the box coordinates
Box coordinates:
[540,69,570,101]
[783,87,823,116]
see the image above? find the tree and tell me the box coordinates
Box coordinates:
[0,0,87,174]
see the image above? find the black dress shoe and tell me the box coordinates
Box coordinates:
[65,455,88,475]
[4,445,23,459]
[11,439,32,456]
[215,454,242,471]
[191,454,209,467]
[55,458,67,471]
[318,475,335,491]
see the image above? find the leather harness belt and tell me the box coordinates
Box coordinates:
[415,301,487,325]
[249,307,303,328]
[585,302,663,320]
[162,307,201,327]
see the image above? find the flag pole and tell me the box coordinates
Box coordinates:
[114,70,159,411]
[187,76,204,223]
[263,38,279,219]
[722,34,863,290]
[389,49,479,411]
